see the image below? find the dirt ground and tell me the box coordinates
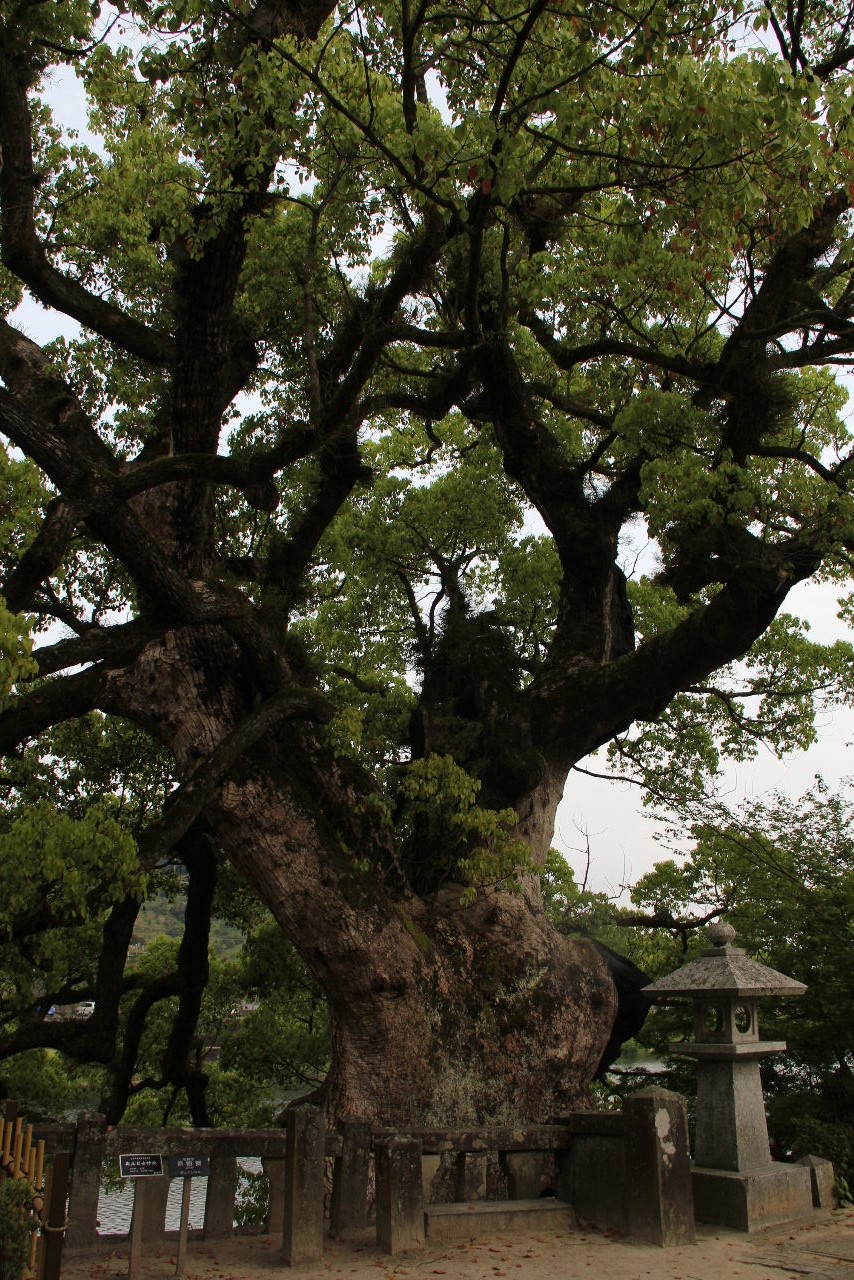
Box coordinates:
[60,1207,854,1280]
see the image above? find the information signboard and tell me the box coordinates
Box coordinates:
[168,1155,210,1178]
[119,1154,164,1178]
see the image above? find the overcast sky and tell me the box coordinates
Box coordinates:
[558,574,854,895]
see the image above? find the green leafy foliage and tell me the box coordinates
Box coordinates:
[0,1178,36,1280]
[6,0,854,1128]
[398,755,532,901]
[0,804,143,932]
[111,920,330,1128]
[620,780,854,1183]
[0,603,36,707]
[0,1051,98,1121]
[233,1167,270,1230]
[0,715,171,1031]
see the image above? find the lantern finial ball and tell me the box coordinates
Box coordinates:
[707,920,737,948]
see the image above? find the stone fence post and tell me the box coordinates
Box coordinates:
[204,1155,239,1238]
[554,1124,626,1232]
[262,1157,286,1234]
[126,1172,171,1239]
[330,1119,371,1236]
[282,1104,326,1265]
[65,1113,107,1249]
[796,1154,837,1209]
[623,1086,695,1246]
[139,1171,171,1240]
[375,1137,424,1255]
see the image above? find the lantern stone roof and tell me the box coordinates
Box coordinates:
[642,921,807,1001]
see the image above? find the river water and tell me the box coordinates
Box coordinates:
[96,1159,263,1235]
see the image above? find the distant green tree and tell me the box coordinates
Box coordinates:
[0,713,175,1120]
[115,929,328,1128]
[624,779,854,1186]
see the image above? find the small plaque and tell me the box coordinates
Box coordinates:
[119,1153,164,1178]
[168,1155,210,1178]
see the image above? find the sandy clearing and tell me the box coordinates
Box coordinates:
[60,1208,854,1280]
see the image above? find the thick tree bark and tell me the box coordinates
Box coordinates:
[105,627,615,1126]
[218,775,615,1124]
[212,775,615,1125]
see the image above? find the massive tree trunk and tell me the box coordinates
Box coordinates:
[213,779,614,1126]
[107,627,614,1125]
[229,810,613,1126]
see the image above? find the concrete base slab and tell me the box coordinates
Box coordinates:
[693,1161,813,1232]
[425,1197,576,1243]
[746,1210,854,1279]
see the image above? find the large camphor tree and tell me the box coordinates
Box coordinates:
[4,0,854,1126]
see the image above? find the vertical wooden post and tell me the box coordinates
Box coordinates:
[12,1119,24,1178]
[330,1120,371,1237]
[29,1138,45,1277]
[375,1138,424,1256]
[65,1113,107,1249]
[38,1151,71,1280]
[127,1181,148,1280]
[21,1123,33,1182]
[174,1178,192,1279]
[282,1104,325,1266]
[2,1102,17,1179]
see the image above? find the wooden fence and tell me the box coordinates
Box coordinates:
[29,1084,695,1264]
[1,1103,70,1280]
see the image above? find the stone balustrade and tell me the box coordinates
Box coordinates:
[34,1087,696,1263]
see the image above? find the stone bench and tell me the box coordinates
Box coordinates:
[373,1089,695,1255]
[426,1197,576,1243]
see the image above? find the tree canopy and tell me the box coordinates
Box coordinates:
[4,0,854,1125]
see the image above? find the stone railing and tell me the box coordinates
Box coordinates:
[371,1088,694,1252]
[34,1110,342,1262]
[34,1085,695,1260]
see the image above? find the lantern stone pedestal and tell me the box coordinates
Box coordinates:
[691,1162,812,1232]
[644,922,814,1233]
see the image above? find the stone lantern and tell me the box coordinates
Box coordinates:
[643,920,813,1231]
